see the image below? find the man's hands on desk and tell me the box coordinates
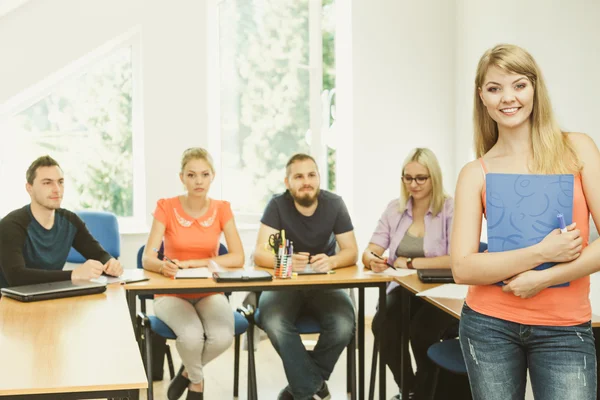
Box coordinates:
[291,252,336,272]
[71,258,123,281]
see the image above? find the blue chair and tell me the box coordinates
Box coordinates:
[242,296,357,400]
[67,210,120,262]
[425,241,488,400]
[136,243,249,400]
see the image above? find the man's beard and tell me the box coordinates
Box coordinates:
[291,187,320,207]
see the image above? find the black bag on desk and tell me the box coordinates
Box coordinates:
[417,268,455,284]
[151,333,168,381]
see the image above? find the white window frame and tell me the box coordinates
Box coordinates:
[206,0,352,227]
[0,26,146,233]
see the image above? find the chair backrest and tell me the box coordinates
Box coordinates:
[67,210,120,263]
[136,243,228,269]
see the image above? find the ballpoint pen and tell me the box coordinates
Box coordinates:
[370,251,397,270]
[153,248,183,269]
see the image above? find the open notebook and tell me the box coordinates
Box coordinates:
[175,268,212,279]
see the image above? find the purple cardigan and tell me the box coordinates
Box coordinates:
[369,197,454,292]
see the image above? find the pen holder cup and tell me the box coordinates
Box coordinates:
[274,254,293,279]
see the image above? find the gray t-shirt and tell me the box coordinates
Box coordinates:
[396,231,425,259]
[260,190,353,256]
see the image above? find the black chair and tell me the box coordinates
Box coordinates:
[136,244,249,400]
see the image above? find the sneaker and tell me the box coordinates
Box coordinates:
[277,386,294,400]
[312,381,331,400]
[185,390,203,400]
[167,365,191,400]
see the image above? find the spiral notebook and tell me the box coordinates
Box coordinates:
[486,173,574,287]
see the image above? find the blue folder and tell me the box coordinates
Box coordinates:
[486,173,574,287]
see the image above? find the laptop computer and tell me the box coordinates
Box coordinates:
[0,280,107,302]
[212,270,273,283]
[417,269,455,284]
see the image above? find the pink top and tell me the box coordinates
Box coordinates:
[369,197,453,292]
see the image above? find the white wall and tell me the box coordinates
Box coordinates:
[349,0,457,314]
[0,0,143,105]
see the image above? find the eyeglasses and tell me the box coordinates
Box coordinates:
[402,175,430,185]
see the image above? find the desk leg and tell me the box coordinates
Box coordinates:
[400,288,411,400]
[358,287,365,400]
[126,290,137,332]
[379,284,386,400]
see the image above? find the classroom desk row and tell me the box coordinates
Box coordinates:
[0,266,394,400]
[0,285,147,399]
[7,267,594,400]
[124,266,393,400]
[392,274,600,400]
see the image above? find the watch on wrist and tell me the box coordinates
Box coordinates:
[406,257,414,269]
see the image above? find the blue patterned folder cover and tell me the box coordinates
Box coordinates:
[486,173,574,287]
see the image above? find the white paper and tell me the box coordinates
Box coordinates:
[416,284,469,299]
[365,269,417,277]
[176,267,212,279]
[91,269,148,284]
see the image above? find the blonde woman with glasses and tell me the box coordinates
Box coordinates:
[452,44,600,399]
[362,148,467,399]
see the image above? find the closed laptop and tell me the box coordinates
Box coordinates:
[417,269,455,284]
[212,270,273,283]
[1,280,107,302]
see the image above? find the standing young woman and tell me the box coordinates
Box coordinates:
[451,44,600,399]
[143,147,244,400]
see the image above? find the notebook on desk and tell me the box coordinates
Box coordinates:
[0,280,107,302]
[486,173,574,287]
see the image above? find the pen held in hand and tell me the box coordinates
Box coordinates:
[153,248,183,269]
[370,251,397,270]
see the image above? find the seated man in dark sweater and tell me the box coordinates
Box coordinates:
[253,153,358,400]
[0,155,123,289]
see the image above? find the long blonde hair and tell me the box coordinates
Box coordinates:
[473,44,580,173]
[399,148,448,216]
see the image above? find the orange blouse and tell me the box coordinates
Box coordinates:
[465,159,591,326]
[154,196,233,299]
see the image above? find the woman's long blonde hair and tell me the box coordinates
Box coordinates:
[473,44,580,173]
[399,148,448,216]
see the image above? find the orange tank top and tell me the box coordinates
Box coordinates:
[465,158,591,326]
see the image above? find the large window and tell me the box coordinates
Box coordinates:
[0,36,144,230]
[215,0,337,218]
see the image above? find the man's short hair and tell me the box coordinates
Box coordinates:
[285,153,318,177]
[26,155,61,185]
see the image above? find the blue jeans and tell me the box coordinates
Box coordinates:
[459,303,597,400]
[258,289,355,400]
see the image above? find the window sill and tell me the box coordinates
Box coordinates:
[118,218,149,235]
